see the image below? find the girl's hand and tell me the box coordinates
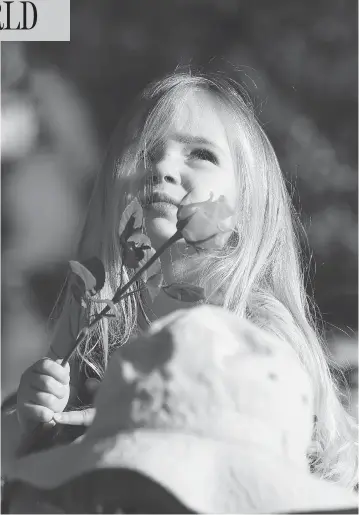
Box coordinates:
[16,358,70,433]
[53,379,99,427]
[53,407,96,426]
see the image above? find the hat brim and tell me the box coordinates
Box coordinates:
[5,430,357,514]
[4,467,197,514]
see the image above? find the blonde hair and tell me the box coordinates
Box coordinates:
[61,70,357,488]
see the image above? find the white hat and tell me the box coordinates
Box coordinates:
[5,306,358,513]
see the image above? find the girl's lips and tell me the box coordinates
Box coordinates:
[143,191,180,207]
[145,201,177,214]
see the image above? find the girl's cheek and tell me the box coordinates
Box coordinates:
[185,166,236,208]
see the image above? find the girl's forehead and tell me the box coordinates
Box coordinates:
[169,90,230,149]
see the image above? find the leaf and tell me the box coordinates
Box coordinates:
[122,242,145,269]
[146,273,164,301]
[69,278,86,305]
[68,258,105,311]
[141,252,162,282]
[119,198,143,241]
[122,232,155,269]
[162,283,205,302]
[80,257,106,292]
[123,243,154,269]
[69,260,97,293]
[127,231,152,248]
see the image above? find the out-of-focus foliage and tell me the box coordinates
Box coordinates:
[1,0,357,412]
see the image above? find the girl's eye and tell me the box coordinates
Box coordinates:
[189,148,219,165]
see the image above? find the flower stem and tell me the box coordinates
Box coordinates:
[61,229,182,365]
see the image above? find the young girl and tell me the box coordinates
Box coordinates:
[4,70,357,490]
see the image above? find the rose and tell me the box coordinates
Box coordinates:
[58,195,235,362]
[177,193,235,250]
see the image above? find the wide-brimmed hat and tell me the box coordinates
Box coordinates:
[5,306,358,513]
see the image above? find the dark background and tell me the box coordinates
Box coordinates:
[1,0,357,414]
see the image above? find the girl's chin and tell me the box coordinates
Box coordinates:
[144,216,178,247]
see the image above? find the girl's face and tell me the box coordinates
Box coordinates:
[140,91,237,248]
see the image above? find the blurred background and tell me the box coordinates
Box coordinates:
[1,0,357,417]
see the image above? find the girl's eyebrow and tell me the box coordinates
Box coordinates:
[171,133,224,154]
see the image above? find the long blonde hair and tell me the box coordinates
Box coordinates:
[62,70,357,488]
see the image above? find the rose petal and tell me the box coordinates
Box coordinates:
[177,194,235,251]
[217,215,236,232]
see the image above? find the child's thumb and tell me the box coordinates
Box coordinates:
[53,408,96,426]
[54,359,70,373]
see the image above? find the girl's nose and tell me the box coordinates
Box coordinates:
[150,155,181,186]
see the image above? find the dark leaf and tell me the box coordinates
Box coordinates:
[119,199,143,242]
[127,231,152,248]
[122,233,155,270]
[80,257,106,292]
[122,242,144,268]
[69,261,97,293]
[69,278,86,305]
[162,283,205,302]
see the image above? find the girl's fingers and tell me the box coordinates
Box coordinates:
[53,408,96,426]
[27,390,63,411]
[31,375,68,399]
[21,403,54,423]
[33,359,70,385]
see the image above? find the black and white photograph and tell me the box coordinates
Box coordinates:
[1,1,358,513]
